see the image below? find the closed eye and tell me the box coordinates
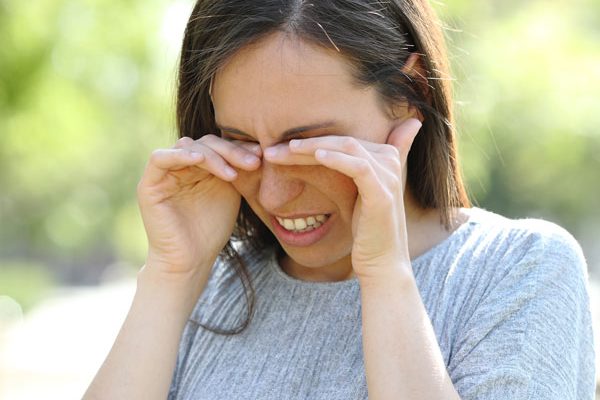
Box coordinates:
[221,130,342,144]
[220,131,258,143]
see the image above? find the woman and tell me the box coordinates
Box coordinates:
[85,1,596,399]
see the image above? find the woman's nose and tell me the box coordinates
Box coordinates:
[257,161,304,212]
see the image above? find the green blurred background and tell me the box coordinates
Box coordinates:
[0,0,599,396]
[2,0,599,305]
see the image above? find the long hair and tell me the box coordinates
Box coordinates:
[177,0,470,334]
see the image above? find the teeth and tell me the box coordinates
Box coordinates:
[294,218,307,230]
[276,214,329,232]
[283,219,295,230]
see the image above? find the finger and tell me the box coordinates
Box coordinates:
[385,118,422,160]
[175,134,261,158]
[263,144,322,166]
[286,135,388,156]
[189,144,240,181]
[173,136,195,149]
[264,142,396,188]
[264,137,383,166]
[313,149,386,204]
[238,141,263,158]
[196,134,261,170]
[141,148,205,186]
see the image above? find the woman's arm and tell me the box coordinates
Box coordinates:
[83,267,207,400]
[264,117,447,398]
[84,137,261,399]
[359,268,461,400]
[360,223,595,400]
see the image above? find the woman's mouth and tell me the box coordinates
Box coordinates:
[270,213,333,247]
[275,214,329,233]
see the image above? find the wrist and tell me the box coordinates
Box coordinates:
[356,261,416,291]
[136,264,209,313]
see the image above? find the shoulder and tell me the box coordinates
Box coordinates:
[416,207,589,289]
[446,209,595,399]
[464,207,589,288]
[469,207,586,260]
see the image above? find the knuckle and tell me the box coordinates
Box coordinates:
[175,136,193,148]
[389,157,402,175]
[384,144,400,158]
[136,180,145,195]
[341,137,359,152]
[136,178,153,199]
[198,134,217,144]
[356,159,371,175]
[234,146,250,159]
[237,142,260,156]
[149,149,164,163]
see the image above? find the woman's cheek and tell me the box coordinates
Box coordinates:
[231,169,259,199]
[325,170,359,214]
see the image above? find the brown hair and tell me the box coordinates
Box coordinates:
[177,0,470,334]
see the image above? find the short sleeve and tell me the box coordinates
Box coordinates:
[448,223,596,399]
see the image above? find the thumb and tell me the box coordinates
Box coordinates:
[386,117,422,160]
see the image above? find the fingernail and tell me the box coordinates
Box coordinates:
[224,166,237,178]
[244,154,258,164]
[315,149,328,159]
[264,147,278,158]
[289,139,301,148]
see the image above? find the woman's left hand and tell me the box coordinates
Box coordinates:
[263,118,422,281]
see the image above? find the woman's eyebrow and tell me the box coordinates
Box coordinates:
[216,121,339,140]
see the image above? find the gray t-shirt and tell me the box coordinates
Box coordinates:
[168,207,596,399]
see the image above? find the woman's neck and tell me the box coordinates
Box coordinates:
[403,186,469,261]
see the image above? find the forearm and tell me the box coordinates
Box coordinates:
[359,266,461,400]
[83,266,207,400]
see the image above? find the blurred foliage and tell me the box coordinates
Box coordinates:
[0,0,599,308]
[437,0,600,228]
[0,261,54,311]
[0,0,185,286]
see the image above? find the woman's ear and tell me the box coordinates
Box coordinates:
[399,53,428,123]
[402,53,428,92]
[391,102,423,124]
[402,104,424,123]
[402,53,421,75]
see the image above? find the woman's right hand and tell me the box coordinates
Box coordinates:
[136,134,261,279]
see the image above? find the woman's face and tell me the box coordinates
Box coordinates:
[212,33,410,280]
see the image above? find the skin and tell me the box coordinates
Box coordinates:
[211,32,468,282]
[84,31,467,400]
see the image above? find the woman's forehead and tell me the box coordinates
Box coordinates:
[211,33,378,134]
[213,34,356,100]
